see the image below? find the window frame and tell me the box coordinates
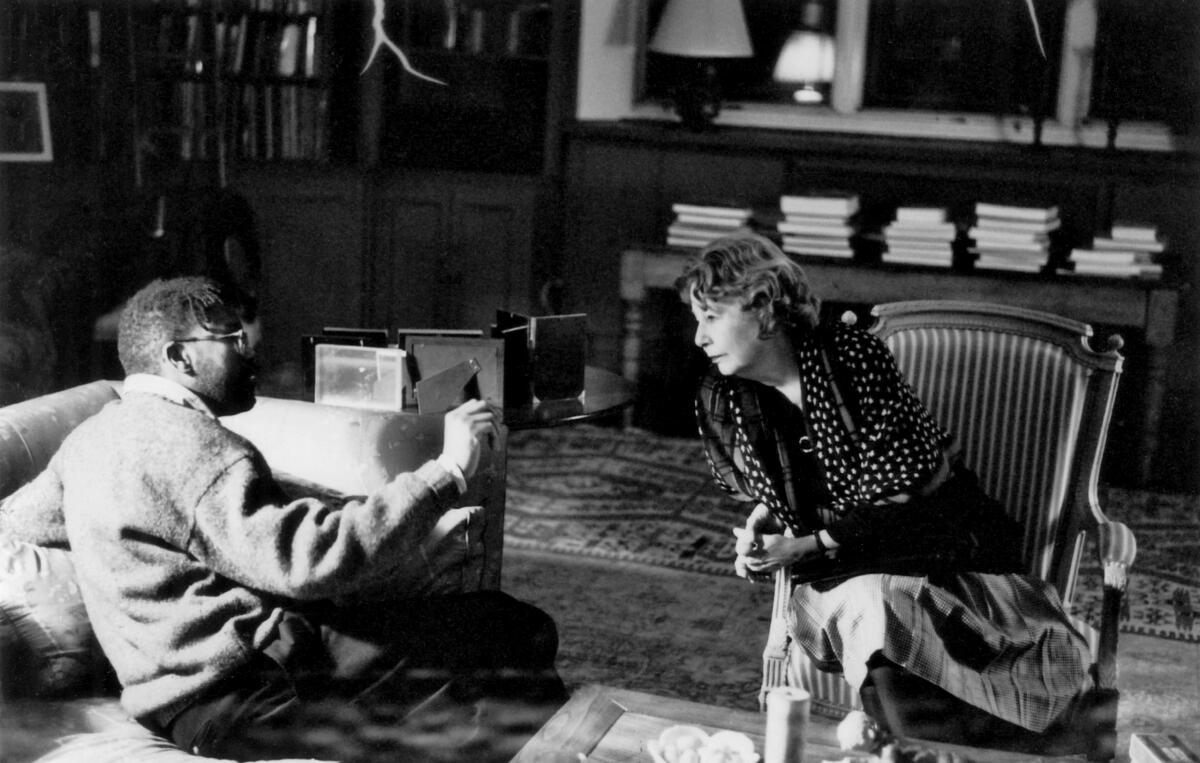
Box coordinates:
[575,0,1190,153]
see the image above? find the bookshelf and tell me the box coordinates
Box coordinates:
[0,1,343,175]
[0,1,568,401]
[0,1,107,166]
[126,0,335,173]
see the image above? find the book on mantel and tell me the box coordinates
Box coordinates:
[894,206,948,224]
[882,206,957,267]
[666,201,754,248]
[973,202,1060,223]
[780,191,860,218]
[775,192,861,259]
[969,201,1057,272]
[1067,249,1163,279]
[1110,222,1161,243]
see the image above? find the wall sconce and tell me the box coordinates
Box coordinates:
[772,1,835,104]
[648,0,753,131]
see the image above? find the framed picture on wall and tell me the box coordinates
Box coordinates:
[0,82,52,162]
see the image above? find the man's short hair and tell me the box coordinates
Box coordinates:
[117,277,232,375]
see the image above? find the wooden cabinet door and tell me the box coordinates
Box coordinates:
[234,167,367,371]
[374,175,451,331]
[446,179,536,331]
[373,171,537,333]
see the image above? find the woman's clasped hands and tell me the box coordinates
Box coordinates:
[731,503,821,583]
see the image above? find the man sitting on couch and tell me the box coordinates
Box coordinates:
[0,276,566,760]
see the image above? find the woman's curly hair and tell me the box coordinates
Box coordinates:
[677,232,821,337]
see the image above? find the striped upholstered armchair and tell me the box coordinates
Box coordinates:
[761,300,1133,759]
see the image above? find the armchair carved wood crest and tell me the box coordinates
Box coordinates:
[760,300,1132,760]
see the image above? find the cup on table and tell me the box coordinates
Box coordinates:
[764,686,811,763]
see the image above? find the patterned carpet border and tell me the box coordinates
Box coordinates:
[504,425,1200,644]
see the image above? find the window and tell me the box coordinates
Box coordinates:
[643,0,838,105]
[577,0,1197,152]
[862,0,1064,115]
[1090,0,1200,133]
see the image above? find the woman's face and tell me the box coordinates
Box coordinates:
[690,293,776,379]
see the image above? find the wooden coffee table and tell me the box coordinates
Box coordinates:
[511,684,1082,762]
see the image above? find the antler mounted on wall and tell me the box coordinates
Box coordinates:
[362,0,447,85]
[1023,0,1046,59]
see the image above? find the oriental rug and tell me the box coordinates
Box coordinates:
[504,425,1200,644]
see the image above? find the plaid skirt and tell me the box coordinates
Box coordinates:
[788,572,1091,733]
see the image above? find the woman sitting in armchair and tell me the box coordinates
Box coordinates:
[679,232,1098,754]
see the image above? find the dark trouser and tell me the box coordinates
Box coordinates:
[141,591,567,761]
[861,653,1117,760]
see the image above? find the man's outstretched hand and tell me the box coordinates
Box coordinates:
[440,399,500,479]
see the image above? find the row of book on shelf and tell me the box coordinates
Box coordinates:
[664,193,1165,280]
[167,80,327,161]
[148,1,325,80]
[448,1,553,58]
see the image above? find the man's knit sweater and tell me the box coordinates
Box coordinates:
[1,390,460,720]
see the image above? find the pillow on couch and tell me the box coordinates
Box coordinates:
[0,532,102,698]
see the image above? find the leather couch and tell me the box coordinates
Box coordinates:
[0,380,507,762]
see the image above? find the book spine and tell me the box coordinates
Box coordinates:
[974,202,1058,221]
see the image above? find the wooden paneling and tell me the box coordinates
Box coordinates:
[233,167,367,371]
[374,176,449,331]
[373,171,539,334]
[450,183,536,330]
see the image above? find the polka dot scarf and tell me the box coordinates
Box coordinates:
[696,322,951,533]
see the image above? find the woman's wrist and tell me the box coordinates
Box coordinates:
[810,529,838,556]
[784,535,814,563]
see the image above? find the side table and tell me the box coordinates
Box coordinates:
[504,366,635,430]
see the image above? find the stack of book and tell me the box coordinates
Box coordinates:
[967,202,1060,273]
[1068,222,1165,279]
[666,202,754,249]
[776,192,860,259]
[881,206,957,267]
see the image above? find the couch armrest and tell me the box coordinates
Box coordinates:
[0,380,120,499]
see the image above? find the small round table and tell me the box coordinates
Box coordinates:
[504,366,635,430]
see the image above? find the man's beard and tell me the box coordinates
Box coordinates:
[193,359,257,416]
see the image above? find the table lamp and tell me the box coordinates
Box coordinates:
[648,0,753,131]
[772,1,835,104]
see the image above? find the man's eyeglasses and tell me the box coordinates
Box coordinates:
[174,328,250,354]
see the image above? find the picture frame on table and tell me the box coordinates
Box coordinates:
[404,335,505,410]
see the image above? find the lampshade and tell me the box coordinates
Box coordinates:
[772,30,835,103]
[648,0,754,58]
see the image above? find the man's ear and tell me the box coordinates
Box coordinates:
[162,341,194,375]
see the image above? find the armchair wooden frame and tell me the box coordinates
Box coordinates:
[760,300,1133,761]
